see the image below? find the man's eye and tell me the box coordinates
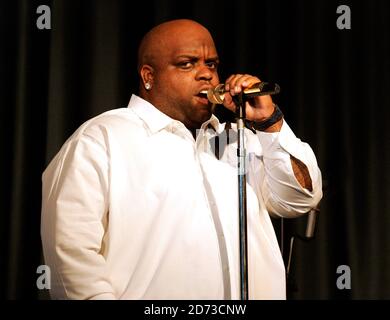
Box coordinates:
[178,62,193,69]
[206,62,218,69]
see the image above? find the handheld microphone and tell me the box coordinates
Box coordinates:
[201,82,280,104]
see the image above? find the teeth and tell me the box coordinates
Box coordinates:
[200,90,208,95]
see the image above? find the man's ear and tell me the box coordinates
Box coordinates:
[140,64,154,90]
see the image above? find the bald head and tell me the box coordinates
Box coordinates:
[137,19,214,72]
[136,19,220,130]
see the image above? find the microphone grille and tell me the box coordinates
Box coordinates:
[207,84,225,104]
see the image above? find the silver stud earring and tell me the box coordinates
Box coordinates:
[145,83,151,90]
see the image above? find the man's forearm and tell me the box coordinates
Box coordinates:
[290,155,313,191]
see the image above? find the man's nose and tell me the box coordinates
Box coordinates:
[196,65,213,81]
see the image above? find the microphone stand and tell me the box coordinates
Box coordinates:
[206,82,279,300]
[233,93,248,300]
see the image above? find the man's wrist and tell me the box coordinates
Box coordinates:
[246,104,284,132]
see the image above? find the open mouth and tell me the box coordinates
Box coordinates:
[195,91,209,105]
[197,90,208,98]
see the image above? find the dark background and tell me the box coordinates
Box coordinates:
[1,0,389,299]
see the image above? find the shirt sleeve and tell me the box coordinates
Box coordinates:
[41,131,116,299]
[256,120,323,218]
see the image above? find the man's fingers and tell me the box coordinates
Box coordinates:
[225,74,261,95]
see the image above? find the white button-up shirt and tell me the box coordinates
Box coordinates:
[41,94,322,300]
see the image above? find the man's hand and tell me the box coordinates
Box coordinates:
[222,74,312,189]
[222,74,283,132]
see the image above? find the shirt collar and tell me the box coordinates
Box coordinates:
[128,94,225,135]
[200,114,226,135]
[129,94,174,134]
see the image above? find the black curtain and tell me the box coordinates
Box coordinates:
[1,0,389,299]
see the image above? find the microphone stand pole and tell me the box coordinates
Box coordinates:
[234,93,248,300]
